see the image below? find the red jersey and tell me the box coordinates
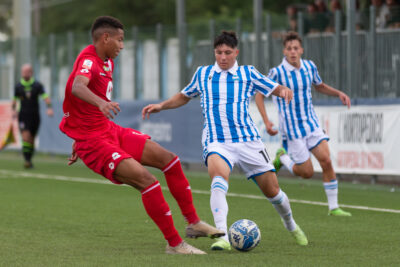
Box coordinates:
[59,45,114,141]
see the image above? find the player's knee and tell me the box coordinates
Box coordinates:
[136,171,156,187]
[118,169,156,190]
[159,150,177,168]
[301,169,314,179]
[166,150,177,162]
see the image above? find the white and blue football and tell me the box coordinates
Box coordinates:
[228,219,261,252]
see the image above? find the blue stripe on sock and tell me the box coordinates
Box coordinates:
[211,177,228,193]
[271,199,283,205]
[269,190,284,204]
[271,196,284,205]
[324,181,338,190]
[324,185,338,190]
[212,183,228,192]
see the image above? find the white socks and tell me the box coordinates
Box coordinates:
[211,177,298,238]
[280,154,295,174]
[268,189,297,232]
[324,179,339,210]
[210,176,229,242]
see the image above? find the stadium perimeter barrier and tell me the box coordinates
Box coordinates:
[36,99,204,163]
[21,97,397,177]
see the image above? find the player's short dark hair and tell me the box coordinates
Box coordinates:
[214,31,238,49]
[91,16,124,41]
[283,31,302,46]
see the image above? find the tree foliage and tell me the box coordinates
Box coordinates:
[39,0,308,35]
[0,0,12,39]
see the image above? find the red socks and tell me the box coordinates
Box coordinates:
[141,181,182,247]
[162,156,200,224]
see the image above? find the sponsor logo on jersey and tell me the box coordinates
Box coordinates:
[232,75,239,80]
[108,162,115,170]
[165,210,172,216]
[112,152,121,160]
[80,68,89,73]
[100,72,106,76]
[108,152,121,170]
[82,59,93,69]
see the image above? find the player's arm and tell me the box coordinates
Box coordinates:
[314,83,351,108]
[68,140,78,165]
[142,92,190,119]
[255,93,278,136]
[41,94,54,117]
[251,67,292,104]
[72,75,120,119]
[271,85,293,104]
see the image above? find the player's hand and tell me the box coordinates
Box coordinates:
[265,120,278,136]
[68,141,78,165]
[279,87,293,104]
[47,107,54,117]
[99,101,120,119]
[142,104,162,120]
[339,92,351,109]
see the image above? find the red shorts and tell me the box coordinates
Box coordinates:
[75,122,151,184]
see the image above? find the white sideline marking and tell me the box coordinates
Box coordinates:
[1,169,399,214]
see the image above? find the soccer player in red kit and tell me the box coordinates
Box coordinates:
[59,16,223,254]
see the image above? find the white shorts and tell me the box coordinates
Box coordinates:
[203,140,275,178]
[283,127,329,164]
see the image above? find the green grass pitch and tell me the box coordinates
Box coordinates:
[0,151,399,266]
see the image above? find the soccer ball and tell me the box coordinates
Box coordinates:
[228,219,261,252]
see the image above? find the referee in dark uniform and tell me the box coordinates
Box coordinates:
[11,64,54,168]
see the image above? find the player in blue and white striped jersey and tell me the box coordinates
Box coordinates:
[255,31,352,217]
[143,31,308,251]
[184,60,280,147]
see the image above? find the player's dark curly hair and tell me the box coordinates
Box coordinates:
[214,31,238,49]
[283,31,302,46]
[91,16,124,41]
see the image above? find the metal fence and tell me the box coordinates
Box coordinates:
[0,5,399,101]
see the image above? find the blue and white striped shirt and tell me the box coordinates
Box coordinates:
[268,58,322,141]
[181,61,279,147]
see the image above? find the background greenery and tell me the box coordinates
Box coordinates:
[0,0,374,37]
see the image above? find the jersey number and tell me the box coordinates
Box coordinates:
[106,81,113,100]
[259,148,270,163]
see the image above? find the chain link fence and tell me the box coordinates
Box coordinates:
[1,5,399,101]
